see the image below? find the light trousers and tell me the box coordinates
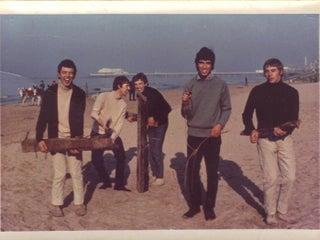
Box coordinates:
[257,136,296,215]
[51,152,84,206]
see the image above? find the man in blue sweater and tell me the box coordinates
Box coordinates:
[181,47,231,221]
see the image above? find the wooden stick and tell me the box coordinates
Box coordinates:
[21,134,114,153]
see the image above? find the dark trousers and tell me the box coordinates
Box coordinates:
[91,132,126,187]
[186,135,221,210]
[147,123,168,178]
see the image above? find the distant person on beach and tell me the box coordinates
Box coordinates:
[181,47,231,220]
[129,79,136,101]
[242,58,299,225]
[245,76,248,86]
[133,72,172,186]
[90,75,131,191]
[36,59,87,217]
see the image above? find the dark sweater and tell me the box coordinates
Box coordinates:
[142,86,171,125]
[242,81,299,135]
[36,84,86,142]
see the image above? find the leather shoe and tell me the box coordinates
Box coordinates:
[204,208,216,221]
[182,207,200,219]
[99,181,112,189]
[114,185,131,192]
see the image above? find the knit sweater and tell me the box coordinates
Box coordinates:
[181,74,232,137]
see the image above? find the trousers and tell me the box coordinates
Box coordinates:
[257,136,296,215]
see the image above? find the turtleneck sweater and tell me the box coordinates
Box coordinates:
[57,83,73,138]
[242,80,299,135]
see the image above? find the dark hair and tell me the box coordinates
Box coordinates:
[263,58,284,74]
[195,47,215,66]
[112,75,129,90]
[57,59,77,76]
[132,72,149,85]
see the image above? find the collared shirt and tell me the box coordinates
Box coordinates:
[91,91,127,140]
[181,73,232,137]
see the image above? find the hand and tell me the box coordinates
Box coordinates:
[273,127,287,137]
[127,116,137,122]
[250,129,259,143]
[69,149,80,155]
[210,124,222,137]
[38,140,48,152]
[147,117,158,127]
[182,91,191,105]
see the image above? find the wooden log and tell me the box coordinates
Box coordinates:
[136,92,149,192]
[21,134,114,153]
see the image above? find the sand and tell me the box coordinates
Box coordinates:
[1,82,319,232]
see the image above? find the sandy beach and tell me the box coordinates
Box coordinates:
[1,82,319,231]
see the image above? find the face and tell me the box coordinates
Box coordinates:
[58,67,75,88]
[134,79,146,93]
[117,82,130,97]
[264,65,282,84]
[197,60,213,79]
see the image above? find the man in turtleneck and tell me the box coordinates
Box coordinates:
[242,58,299,225]
[36,59,86,217]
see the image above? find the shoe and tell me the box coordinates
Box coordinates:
[152,178,165,186]
[266,214,278,225]
[182,207,201,219]
[99,181,112,189]
[204,208,216,221]
[49,205,64,217]
[75,204,87,216]
[114,185,131,192]
[277,212,297,224]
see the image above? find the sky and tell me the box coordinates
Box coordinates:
[0,14,319,79]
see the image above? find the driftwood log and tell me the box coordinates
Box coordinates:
[240,120,301,138]
[136,92,149,193]
[21,133,114,153]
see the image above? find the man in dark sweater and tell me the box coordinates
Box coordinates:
[36,59,86,217]
[242,58,299,225]
[181,47,231,221]
[133,72,172,186]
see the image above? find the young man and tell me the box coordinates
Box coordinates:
[36,59,86,217]
[133,72,171,186]
[181,47,231,221]
[242,58,299,225]
[90,75,131,191]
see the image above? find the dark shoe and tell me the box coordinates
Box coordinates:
[114,185,131,192]
[74,204,87,216]
[99,181,112,189]
[182,207,201,219]
[204,208,216,221]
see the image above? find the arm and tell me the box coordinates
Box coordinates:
[110,105,127,140]
[90,93,108,131]
[242,88,256,135]
[181,83,193,119]
[211,83,232,137]
[36,92,48,152]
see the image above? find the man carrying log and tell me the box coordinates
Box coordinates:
[242,58,300,225]
[181,47,231,221]
[36,59,86,217]
[90,75,131,191]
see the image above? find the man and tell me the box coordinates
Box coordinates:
[242,58,299,225]
[90,75,131,191]
[36,59,86,217]
[133,72,171,186]
[181,47,231,221]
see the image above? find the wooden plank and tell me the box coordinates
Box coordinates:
[136,92,149,192]
[21,134,114,153]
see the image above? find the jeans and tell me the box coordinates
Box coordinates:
[186,135,221,210]
[147,123,168,178]
[257,136,296,215]
[91,131,126,187]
